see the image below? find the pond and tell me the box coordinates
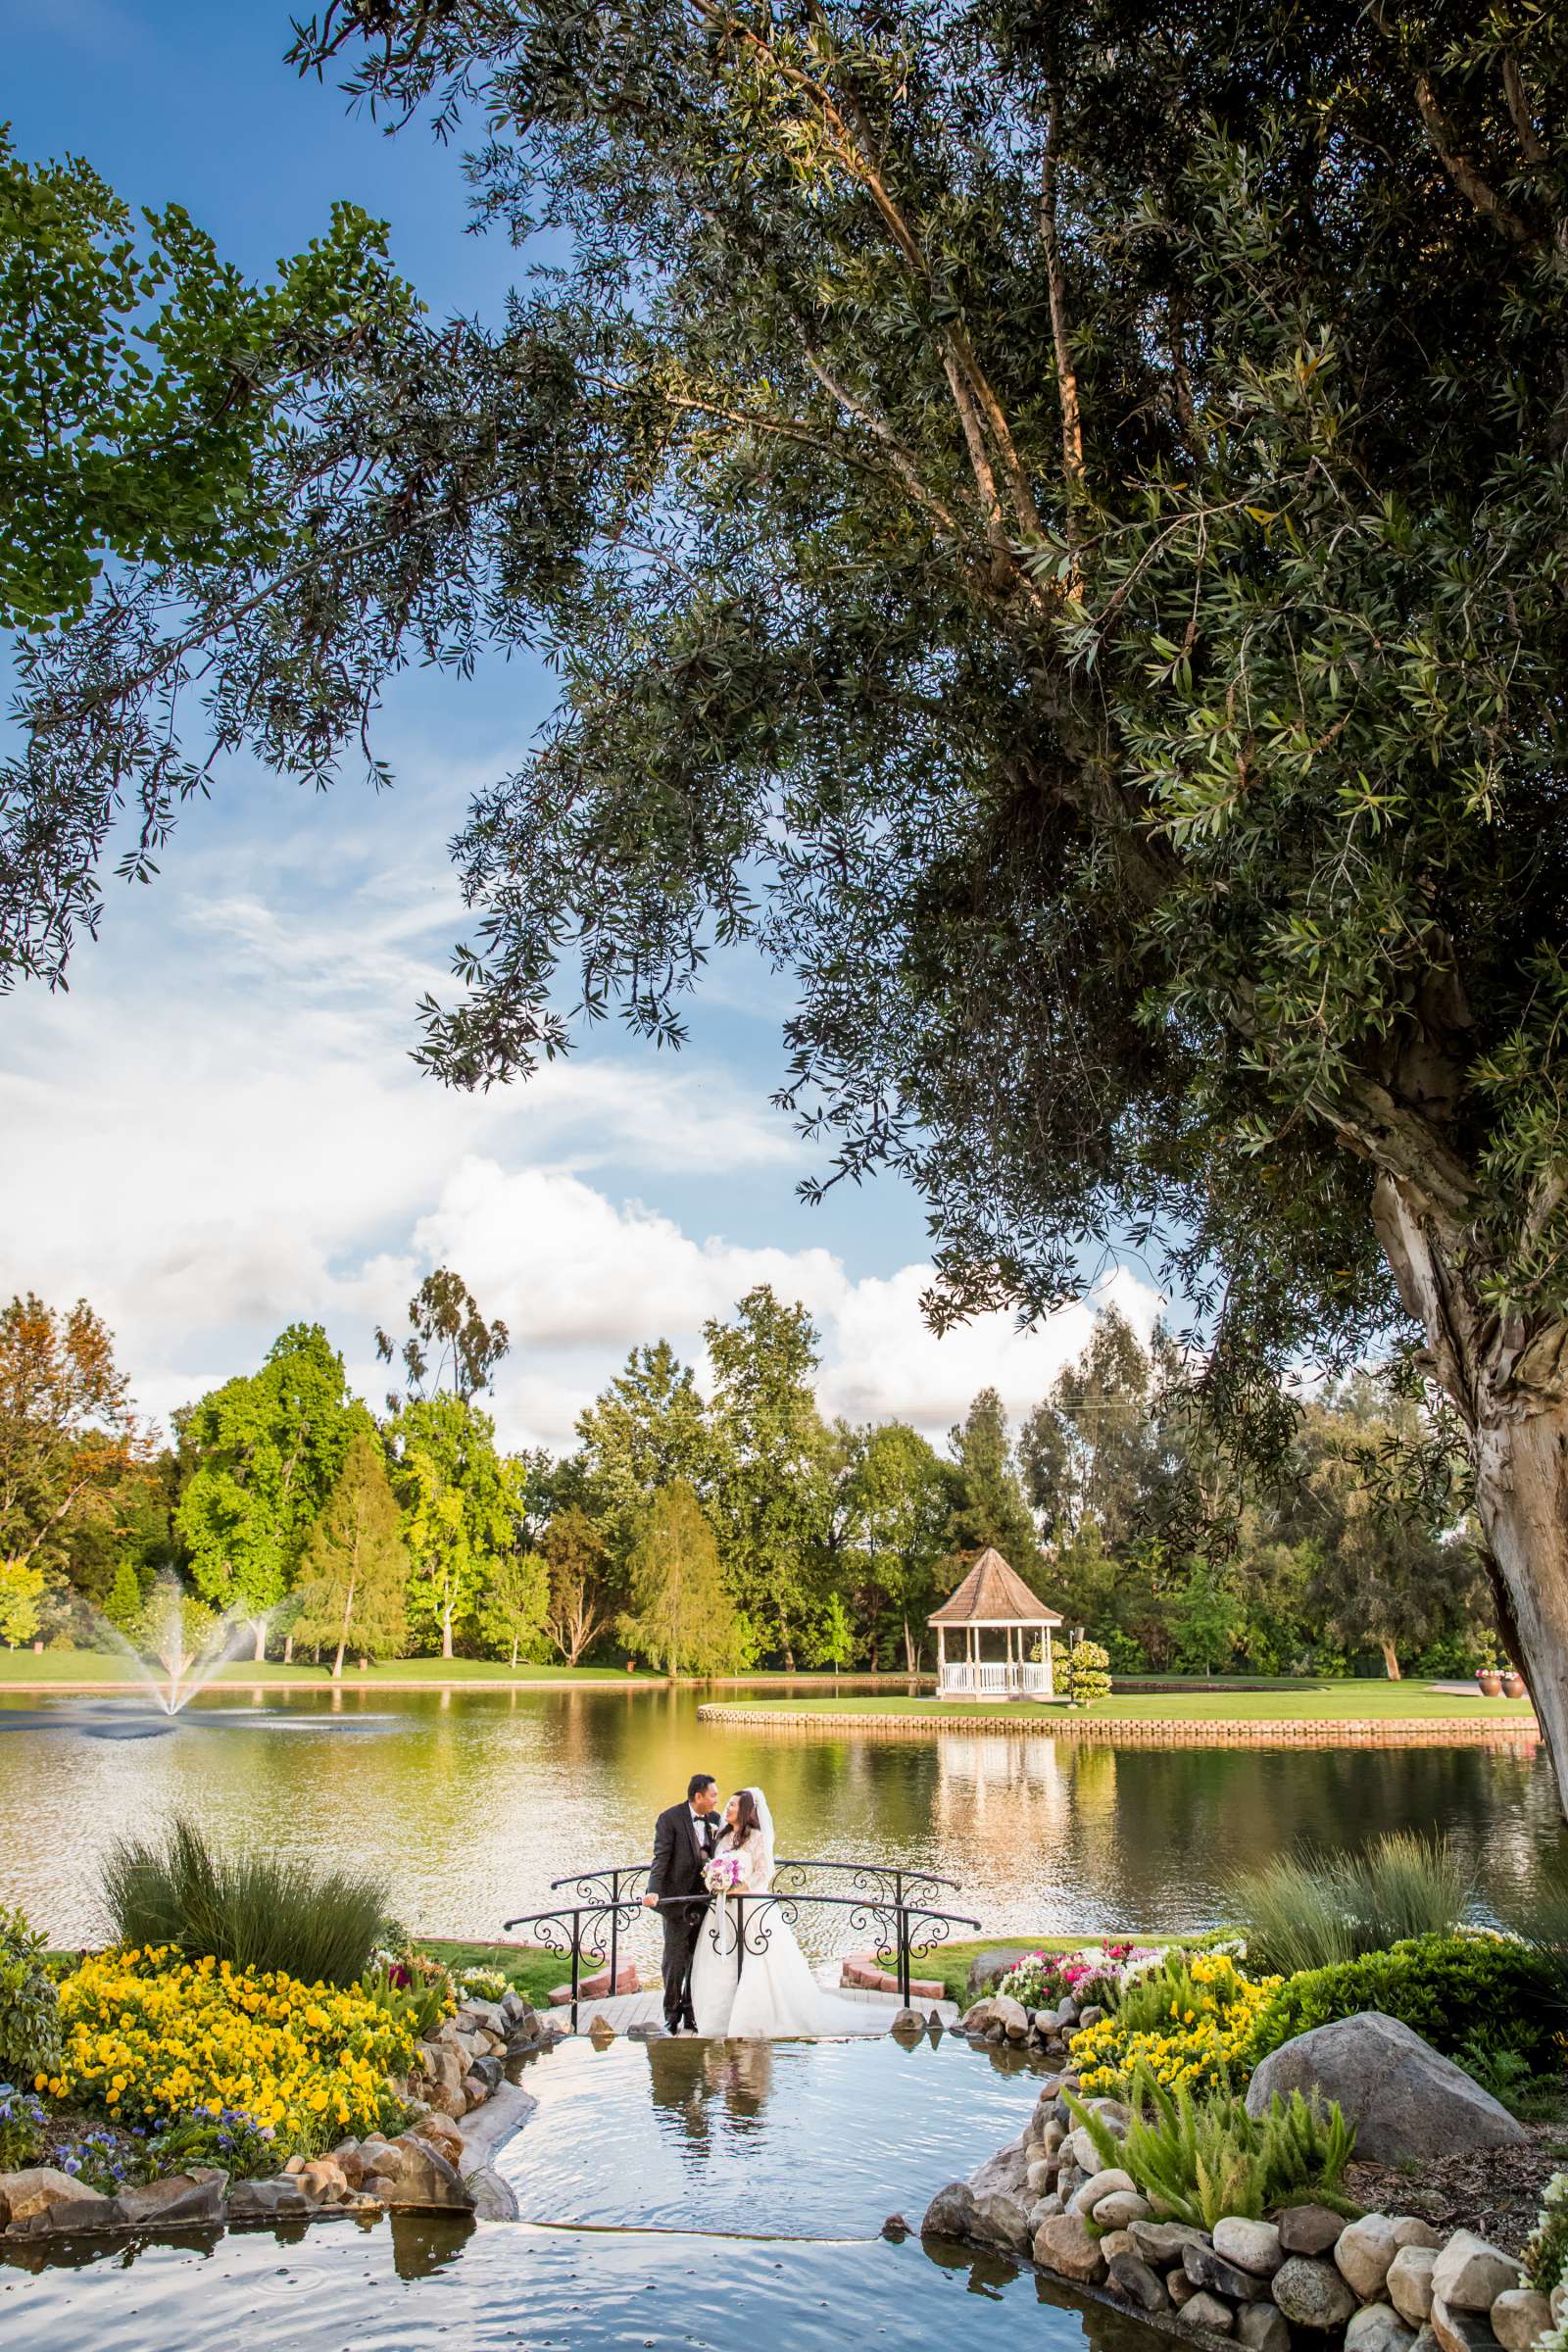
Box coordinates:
[0,1682,1563,1950]
[0,2033,1161,2352]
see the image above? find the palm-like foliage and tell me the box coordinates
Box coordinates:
[1068,2067,1357,2231]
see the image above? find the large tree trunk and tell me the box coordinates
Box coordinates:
[1379,1637,1401,1681]
[1374,1172,1568,1807]
[252,1617,268,1663]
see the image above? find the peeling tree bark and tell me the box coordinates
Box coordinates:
[1372,1172,1568,1808]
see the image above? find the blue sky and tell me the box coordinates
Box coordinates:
[0,2,1158,1449]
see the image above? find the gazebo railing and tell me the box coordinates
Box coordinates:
[937,1660,1056,1697]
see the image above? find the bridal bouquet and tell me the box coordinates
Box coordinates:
[704,1853,745,1895]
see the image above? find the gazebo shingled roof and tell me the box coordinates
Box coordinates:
[928,1546,1063,1627]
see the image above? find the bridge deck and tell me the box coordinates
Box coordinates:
[562,1971,961,2035]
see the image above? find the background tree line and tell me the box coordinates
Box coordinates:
[0,1273,1494,1680]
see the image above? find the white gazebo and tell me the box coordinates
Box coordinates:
[929,1547,1065,1700]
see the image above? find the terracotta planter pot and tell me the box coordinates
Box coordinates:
[1477,1669,1503,1696]
[1501,1670,1527,1699]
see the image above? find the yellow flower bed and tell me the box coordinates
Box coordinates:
[1070,1953,1281,2096]
[37,1947,416,2151]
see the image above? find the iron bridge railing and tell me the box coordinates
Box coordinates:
[505,1855,976,2030]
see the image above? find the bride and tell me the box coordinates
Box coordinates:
[687,1786,886,2036]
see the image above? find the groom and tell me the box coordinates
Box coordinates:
[643,1772,719,2033]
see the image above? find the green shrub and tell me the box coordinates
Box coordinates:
[145,2108,279,2180]
[0,1902,62,2081]
[1067,2066,1357,2231]
[1496,1877,1568,2021]
[0,2082,45,2170]
[1055,1640,1112,1706]
[101,1814,387,1987]
[1230,1835,1471,1976]
[1251,1935,1563,2068]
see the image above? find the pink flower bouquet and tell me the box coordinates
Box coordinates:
[704,1853,745,1894]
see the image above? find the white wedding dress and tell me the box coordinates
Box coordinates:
[687,1788,887,2037]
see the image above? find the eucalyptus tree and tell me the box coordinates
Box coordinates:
[10,6,1568,1791]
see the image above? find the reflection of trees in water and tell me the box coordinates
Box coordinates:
[643,2034,775,2147]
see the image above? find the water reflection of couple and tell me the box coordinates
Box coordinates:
[644,1777,876,2036]
[645,2033,774,2140]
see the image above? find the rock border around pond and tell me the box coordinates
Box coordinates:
[0,1989,557,2246]
[695,1707,1540,1748]
[922,2044,1554,2352]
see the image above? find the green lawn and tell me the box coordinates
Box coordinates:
[422,1939,571,2009]
[0,1648,652,1687]
[702,1680,1535,1722]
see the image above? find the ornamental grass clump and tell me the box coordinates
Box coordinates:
[1066,2066,1357,2232]
[1070,1949,1280,2096]
[101,1814,386,1987]
[1229,1834,1471,1975]
[42,1946,416,2154]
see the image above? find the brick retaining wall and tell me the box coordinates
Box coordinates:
[694,1704,1540,1749]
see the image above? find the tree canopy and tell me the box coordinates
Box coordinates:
[7,0,1568,1767]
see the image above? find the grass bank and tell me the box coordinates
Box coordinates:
[699,1680,1536,1724]
[0,1648,655,1690]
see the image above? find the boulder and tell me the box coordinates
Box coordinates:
[384,2134,475,2213]
[1245,2015,1528,2165]
[228,2178,312,2224]
[1100,2229,1139,2266]
[0,2169,106,2228]
[1338,2218,1402,2302]
[456,1997,509,2035]
[1170,2269,1199,2308]
[971,2191,1033,2256]
[1069,2166,1136,2218]
[1272,2256,1358,2330]
[1431,2297,1502,2352]
[889,2008,926,2036]
[1094,2191,1153,2230]
[1432,2235,1524,2315]
[994,1995,1032,2042]
[1395,2222,1446,2253]
[1079,2006,1106,2030]
[1184,2290,1238,2334]
[5,2191,127,2238]
[1389,2249,1440,2325]
[1347,2305,1419,2352]
[1237,2306,1292,2352]
[1067,2126,1104,2175]
[1085,2097,1132,2135]
[330,2142,367,2190]
[1131,2219,1213,2267]
[297,2158,350,2204]
[921,2182,977,2240]
[407,2113,465,2169]
[467,2053,505,2092]
[1184,2242,1270,2304]
[1028,2193,1063,2228]
[1280,2206,1349,2258]
[1490,2291,1551,2352]
[1552,2287,1568,2328]
[969,2138,1029,2201]
[1107,2250,1172,2315]
[1213,2220,1284,2279]
[1033,2212,1106,2282]
[117,2173,227,2229]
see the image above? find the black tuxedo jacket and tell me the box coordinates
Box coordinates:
[648,1802,716,1901]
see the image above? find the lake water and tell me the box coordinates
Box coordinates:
[0,1682,1562,1948]
[0,2033,1158,2352]
[2,1682,1563,2350]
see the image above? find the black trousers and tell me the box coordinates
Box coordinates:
[660,1899,709,2027]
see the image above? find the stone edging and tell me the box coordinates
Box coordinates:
[695,1706,1540,1748]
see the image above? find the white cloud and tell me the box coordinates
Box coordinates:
[412,1156,1163,1450]
[0,743,1161,1453]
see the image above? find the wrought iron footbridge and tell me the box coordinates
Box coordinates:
[503,1854,978,2030]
